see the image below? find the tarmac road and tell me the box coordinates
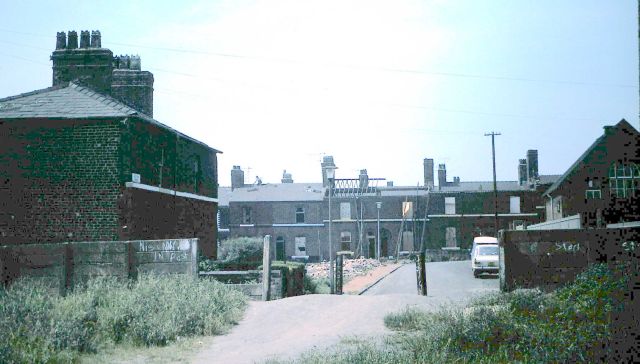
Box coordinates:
[364,260,499,304]
[192,260,499,364]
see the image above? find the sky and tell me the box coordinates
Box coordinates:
[1,0,638,187]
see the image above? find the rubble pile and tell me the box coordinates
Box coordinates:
[305,258,384,281]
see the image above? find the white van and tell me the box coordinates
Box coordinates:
[470,236,498,259]
[472,244,499,277]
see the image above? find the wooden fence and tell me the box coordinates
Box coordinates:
[0,238,198,294]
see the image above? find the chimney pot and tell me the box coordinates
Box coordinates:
[67,31,78,49]
[56,31,66,49]
[90,30,101,48]
[80,30,90,48]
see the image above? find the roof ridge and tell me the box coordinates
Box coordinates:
[0,83,70,103]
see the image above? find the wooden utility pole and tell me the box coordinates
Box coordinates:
[485,132,501,236]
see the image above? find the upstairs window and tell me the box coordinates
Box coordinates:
[609,162,640,198]
[402,201,413,219]
[296,207,305,223]
[586,179,602,199]
[509,196,521,214]
[340,231,352,251]
[340,202,351,220]
[242,206,252,224]
[445,197,456,215]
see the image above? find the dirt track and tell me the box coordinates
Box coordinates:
[191,293,437,364]
[192,261,498,364]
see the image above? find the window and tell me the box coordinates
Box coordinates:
[402,201,413,219]
[445,227,457,248]
[241,206,252,224]
[296,207,305,223]
[294,237,306,256]
[445,197,456,215]
[276,236,285,260]
[340,231,351,251]
[340,202,351,220]
[585,190,602,199]
[609,162,640,198]
[509,196,521,214]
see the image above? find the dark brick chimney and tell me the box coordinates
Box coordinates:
[51,30,155,117]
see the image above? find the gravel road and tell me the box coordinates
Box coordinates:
[192,261,498,364]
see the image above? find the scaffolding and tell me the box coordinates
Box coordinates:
[329,177,385,257]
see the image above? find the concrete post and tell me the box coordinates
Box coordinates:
[262,235,272,301]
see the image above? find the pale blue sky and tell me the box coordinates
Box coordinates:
[1,1,637,186]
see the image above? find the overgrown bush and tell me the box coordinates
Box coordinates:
[199,237,263,271]
[303,275,330,294]
[0,274,248,363]
[271,261,305,297]
[219,237,262,262]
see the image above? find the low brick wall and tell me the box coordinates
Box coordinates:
[424,248,471,262]
[199,270,283,300]
[0,238,198,294]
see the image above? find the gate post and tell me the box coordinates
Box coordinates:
[335,253,344,295]
[262,235,272,301]
[415,252,427,296]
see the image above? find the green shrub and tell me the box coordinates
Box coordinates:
[304,275,330,294]
[0,274,248,363]
[219,237,263,263]
[200,237,264,271]
[271,261,305,297]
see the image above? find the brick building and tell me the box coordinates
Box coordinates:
[536,119,640,229]
[0,31,221,257]
[221,154,558,261]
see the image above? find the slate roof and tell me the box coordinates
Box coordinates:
[377,175,560,196]
[218,187,233,206]
[225,183,326,202]
[544,119,638,196]
[0,83,220,152]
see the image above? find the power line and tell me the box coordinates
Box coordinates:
[0,48,610,124]
[0,28,636,89]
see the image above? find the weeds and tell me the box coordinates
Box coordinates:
[0,274,247,363]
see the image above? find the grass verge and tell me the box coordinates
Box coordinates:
[0,274,247,363]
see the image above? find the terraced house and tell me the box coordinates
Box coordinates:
[0,31,221,257]
[221,154,558,261]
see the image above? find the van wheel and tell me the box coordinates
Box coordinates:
[473,270,479,278]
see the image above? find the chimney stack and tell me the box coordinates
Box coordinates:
[281,170,293,183]
[423,158,434,189]
[231,166,245,190]
[437,164,447,190]
[51,31,154,116]
[526,150,539,184]
[321,156,336,187]
[358,169,369,189]
[518,159,527,185]
[453,176,460,185]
